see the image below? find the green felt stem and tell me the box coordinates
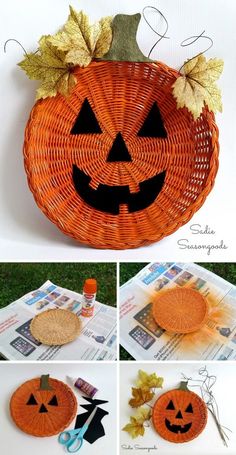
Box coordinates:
[40,374,53,390]
[179,381,189,391]
[102,13,152,62]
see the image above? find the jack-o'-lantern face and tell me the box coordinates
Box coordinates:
[26,391,59,413]
[152,388,207,443]
[24,61,218,249]
[10,376,77,437]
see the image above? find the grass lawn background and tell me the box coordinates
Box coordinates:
[0,263,117,309]
[120,262,236,360]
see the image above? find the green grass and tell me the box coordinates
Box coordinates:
[119,262,236,360]
[0,263,117,309]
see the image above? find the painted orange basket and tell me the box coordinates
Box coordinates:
[152,382,208,443]
[23,60,219,249]
[152,288,209,333]
[10,375,77,437]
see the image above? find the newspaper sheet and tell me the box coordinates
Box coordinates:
[120,263,236,360]
[0,280,117,360]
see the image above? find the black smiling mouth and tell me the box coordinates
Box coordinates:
[165,418,192,434]
[72,165,166,215]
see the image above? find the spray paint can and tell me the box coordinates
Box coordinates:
[81,278,97,317]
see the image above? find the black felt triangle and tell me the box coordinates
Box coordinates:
[71,98,102,134]
[185,403,193,413]
[26,394,38,405]
[48,395,58,406]
[107,133,132,162]
[166,399,175,410]
[39,404,48,413]
[138,102,167,138]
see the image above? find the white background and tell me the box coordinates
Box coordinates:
[0,362,117,455]
[120,362,236,454]
[0,0,236,261]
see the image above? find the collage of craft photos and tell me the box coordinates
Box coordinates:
[1,1,236,455]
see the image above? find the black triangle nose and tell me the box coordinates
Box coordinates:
[175,410,183,419]
[39,403,48,413]
[107,133,132,162]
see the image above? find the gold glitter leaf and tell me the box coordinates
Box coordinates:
[136,370,164,390]
[18,35,76,100]
[129,387,154,408]
[49,7,112,67]
[172,54,224,120]
[122,417,145,439]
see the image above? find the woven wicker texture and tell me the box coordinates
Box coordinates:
[152,388,207,443]
[24,61,219,249]
[10,377,77,437]
[30,309,81,345]
[152,288,208,333]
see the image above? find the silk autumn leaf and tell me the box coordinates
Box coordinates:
[49,7,112,67]
[18,35,77,100]
[122,416,145,438]
[136,370,164,390]
[172,54,224,120]
[134,406,151,423]
[129,387,154,408]
[122,407,151,439]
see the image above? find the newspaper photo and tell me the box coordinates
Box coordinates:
[0,281,117,360]
[120,263,236,360]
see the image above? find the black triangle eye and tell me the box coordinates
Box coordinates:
[166,400,175,410]
[71,98,102,134]
[48,395,58,406]
[185,403,193,413]
[138,102,167,138]
[26,393,38,405]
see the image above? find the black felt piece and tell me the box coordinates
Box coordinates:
[166,399,175,410]
[72,165,166,215]
[138,102,167,138]
[165,419,192,434]
[71,98,102,134]
[185,403,193,413]
[48,395,58,406]
[26,393,38,405]
[80,397,109,406]
[107,133,132,162]
[39,403,48,413]
[175,410,183,419]
[74,397,109,444]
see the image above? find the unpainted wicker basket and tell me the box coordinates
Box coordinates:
[30,308,82,345]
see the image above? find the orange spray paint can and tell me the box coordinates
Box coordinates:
[81,278,97,317]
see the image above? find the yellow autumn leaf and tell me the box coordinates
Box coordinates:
[18,35,77,100]
[172,54,224,120]
[134,406,151,423]
[129,387,154,408]
[94,16,113,58]
[122,406,151,438]
[136,370,164,390]
[49,6,112,67]
[122,417,145,439]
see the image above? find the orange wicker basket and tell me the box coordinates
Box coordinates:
[152,288,209,333]
[10,376,77,437]
[152,384,208,443]
[24,60,219,249]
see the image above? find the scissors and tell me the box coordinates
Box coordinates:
[58,407,97,453]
